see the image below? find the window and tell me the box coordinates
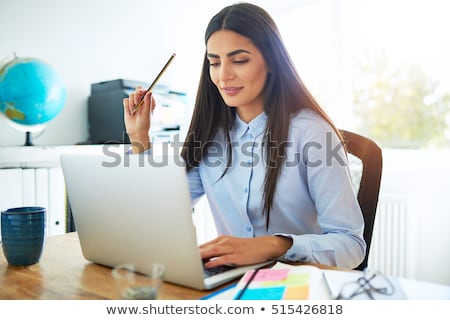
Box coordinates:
[275,0,450,149]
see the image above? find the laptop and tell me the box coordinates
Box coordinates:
[60,153,271,290]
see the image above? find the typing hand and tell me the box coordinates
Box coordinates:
[199,235,290,268]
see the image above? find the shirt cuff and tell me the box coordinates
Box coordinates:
[273,233,311,262]
[126,148,153,155]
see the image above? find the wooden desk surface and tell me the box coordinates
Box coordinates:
[0,232,217,300]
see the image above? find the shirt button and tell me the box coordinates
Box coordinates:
[247,160,252,165]
[244,187,248,193]
[246,226,252,232]
[248,133,254,139]
[289,253,296,259]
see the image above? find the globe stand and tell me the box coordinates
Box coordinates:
[24,131,34,146]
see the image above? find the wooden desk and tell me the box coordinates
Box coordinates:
[0,232,216,299]
[3,233,448,300]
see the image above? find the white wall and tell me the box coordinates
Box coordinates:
[379,149,450,285]
[0,0,210,145]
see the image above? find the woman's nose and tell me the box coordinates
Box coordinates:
[219,62,234,81]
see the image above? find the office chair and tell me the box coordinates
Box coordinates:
[340,130,383,271]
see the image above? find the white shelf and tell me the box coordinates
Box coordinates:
[0,144,128,169]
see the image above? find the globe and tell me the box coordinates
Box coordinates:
[0,55,66,145]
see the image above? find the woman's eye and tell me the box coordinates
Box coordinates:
[208,59,248,67]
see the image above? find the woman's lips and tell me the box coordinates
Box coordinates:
[221,87,242,96]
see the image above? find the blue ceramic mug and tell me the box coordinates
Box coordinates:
[1,206,46,266]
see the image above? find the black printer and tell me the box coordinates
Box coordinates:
[87,79,148,144]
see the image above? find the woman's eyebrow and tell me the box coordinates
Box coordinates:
[207,49,251,59]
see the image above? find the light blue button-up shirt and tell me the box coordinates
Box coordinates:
[186,109,366,269]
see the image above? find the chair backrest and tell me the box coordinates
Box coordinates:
[340,130,383,271]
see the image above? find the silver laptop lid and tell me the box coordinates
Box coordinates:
[60,153,209,289]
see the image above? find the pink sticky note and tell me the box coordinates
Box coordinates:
[243,269,290,282]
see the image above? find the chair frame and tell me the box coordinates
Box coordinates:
[340,130,383,271]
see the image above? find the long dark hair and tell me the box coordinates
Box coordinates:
[181,2,342,228]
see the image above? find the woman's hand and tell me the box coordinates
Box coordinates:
[199,235,293,268]
[123,87,156,153]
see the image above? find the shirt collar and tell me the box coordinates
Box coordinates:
[231,112,268,140]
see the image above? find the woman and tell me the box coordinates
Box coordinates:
[124,2,365,269]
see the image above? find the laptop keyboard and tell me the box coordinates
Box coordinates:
[203,264,236,278]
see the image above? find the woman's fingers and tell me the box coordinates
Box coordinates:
[122,97,130,115]
[140,91,153,115]
[123,87,155,117]
[150,94,156,114]
[200,236,235,266]
[133,86,145,106]
[200,235,285,268]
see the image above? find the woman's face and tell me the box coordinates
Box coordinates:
[206,30,269,122]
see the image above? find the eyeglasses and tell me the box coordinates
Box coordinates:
[336,269,395,300]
